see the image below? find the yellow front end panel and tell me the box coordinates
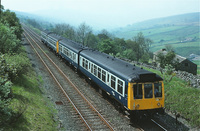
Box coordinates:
[127,82,164,110]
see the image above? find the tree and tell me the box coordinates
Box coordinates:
[1,9,23,40]
[76,22,92,46]
[121,49,136,61]
[0,23,21,54]
[97,29,112,40]
[0,4,4,19]
[156,51,176,68]
[132,32,152,62]
[97,39,115,54]
[113,38,126,53]
[86,34,98,49]
[52,23,76,41]
[27,19,41,29]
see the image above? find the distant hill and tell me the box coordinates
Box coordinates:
[113,12,200,58]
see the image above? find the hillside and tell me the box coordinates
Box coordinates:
[113,12,200,58]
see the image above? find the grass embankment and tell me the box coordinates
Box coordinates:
[144,67,200,127]
[2,70,58,130]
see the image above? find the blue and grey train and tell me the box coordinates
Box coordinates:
[41,30,165,115]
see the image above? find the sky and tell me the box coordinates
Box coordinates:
[2,0,200,30]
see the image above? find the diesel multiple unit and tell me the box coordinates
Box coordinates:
[41,30,165,115]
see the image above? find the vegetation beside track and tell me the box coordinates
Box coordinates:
[1,71,58,130]
[0,5,58,130]
[143,66,200,127]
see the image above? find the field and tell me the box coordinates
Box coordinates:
[113,13,200,60]
[114,25,199,57]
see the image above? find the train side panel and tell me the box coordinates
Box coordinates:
[78,55,128,107]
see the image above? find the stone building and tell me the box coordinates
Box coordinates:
[153,49,197,75]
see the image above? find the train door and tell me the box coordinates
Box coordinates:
[106,72,111,87]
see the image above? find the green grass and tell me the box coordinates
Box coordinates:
[142,67,200,127]
[151,41,199,56]
[2,71,58,130]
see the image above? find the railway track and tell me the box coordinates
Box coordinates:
[22,25,115,131]
[151,119,167,131]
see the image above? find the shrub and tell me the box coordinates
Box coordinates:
[0,55,13,124]
[4,53,31,81]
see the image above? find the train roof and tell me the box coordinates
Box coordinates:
[80,49,163,82]
[48,33,62,40]
[60,38,85,52]
[41,30,52,35]
[43,30,84,52]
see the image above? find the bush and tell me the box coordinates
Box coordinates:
[0,55,13,124]
[0,23,21,54]
[4,53,31,81]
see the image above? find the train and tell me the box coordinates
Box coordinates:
[41,30,165,117]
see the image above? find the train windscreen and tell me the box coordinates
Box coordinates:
[144,84,153,98]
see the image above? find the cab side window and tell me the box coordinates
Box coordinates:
[154,83,162,97]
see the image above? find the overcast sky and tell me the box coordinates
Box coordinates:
[2,0,200,29]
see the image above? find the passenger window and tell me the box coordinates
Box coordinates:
[144,84,153,98]
[70,52,72,58]
[98,67,101,79]
[154,83,162,97]
[73,53,76,61]
[86,60,88,70]
[91,64,93,73]
[117,80,123,94]
[94,65,97,76]
[66,49,69,56]
[102,70,106,82]
[82,58,85,67]
[133,84,142,99]
[63,48,66,54]
[111,75,116,89]
[59,45,62,52]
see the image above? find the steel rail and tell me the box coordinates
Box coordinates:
[23,26,115,131]
[151,119,168,131]
[23,32,93,131]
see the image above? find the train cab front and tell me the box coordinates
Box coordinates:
[127,81,165,117]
